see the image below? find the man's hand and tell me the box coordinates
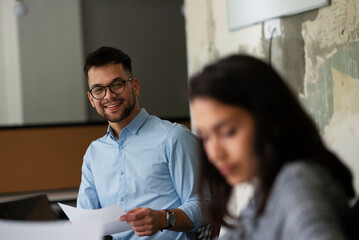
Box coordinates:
[120,208,166,236]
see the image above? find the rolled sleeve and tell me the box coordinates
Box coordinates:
[167,124,209,231]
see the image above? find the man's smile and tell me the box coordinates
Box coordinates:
[103,101,123,110]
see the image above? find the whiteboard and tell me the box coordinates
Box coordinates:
[227,0,330,30]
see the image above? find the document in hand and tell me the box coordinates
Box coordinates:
[0,219,102,240]
[58,203,132,236]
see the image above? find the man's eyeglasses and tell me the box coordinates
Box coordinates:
[88,78,134,100]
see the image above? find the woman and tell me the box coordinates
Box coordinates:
[189,55,355,239]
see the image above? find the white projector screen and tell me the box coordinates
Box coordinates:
[227,0,330,30]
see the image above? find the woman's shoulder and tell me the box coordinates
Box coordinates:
[270,160,347,210]
[261,160,350,239]
[276,160,332,186]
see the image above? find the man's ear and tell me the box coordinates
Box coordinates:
[87,91,95,108]
[132,78,140,96]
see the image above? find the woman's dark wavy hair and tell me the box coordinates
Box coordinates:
[188,54,355,228]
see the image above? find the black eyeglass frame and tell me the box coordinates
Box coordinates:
[88,78,134,100]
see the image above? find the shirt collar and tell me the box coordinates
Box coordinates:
[106,125,115,138]
[106,108,149,138]
[125,108,149,135]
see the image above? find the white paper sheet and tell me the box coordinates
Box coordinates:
[0,219,102,240]
[59,203,132,236]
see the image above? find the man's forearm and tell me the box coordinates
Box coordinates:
[159,208,194,232]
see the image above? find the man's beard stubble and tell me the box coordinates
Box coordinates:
[101,92,136,123]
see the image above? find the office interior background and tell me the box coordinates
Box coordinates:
[0,0,359,220]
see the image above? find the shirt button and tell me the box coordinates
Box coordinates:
[119,146,124,150]
[120,197,124,201]
[120,171,124,175]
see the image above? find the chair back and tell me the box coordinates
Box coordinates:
[0,194,55,221]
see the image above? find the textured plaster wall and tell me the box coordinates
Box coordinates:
[185,0,359,220]
[184,0,264,77]
[301,0,359,191]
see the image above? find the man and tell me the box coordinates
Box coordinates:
[77,46,208,239]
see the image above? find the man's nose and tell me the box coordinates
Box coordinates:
[103,87,117,99]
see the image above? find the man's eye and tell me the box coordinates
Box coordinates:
[93,87,104,94]
[112,82,123,89]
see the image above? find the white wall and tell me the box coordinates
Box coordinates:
[0,0,24,125]
[18,0,86,124]
[0,0,86,126]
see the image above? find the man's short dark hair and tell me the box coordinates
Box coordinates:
[84,46,132,78]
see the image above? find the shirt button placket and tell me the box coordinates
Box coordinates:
[118,137,126,208]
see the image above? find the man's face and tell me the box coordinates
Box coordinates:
[87,63,140,123]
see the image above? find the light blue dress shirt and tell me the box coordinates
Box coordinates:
[77,109,206,240]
